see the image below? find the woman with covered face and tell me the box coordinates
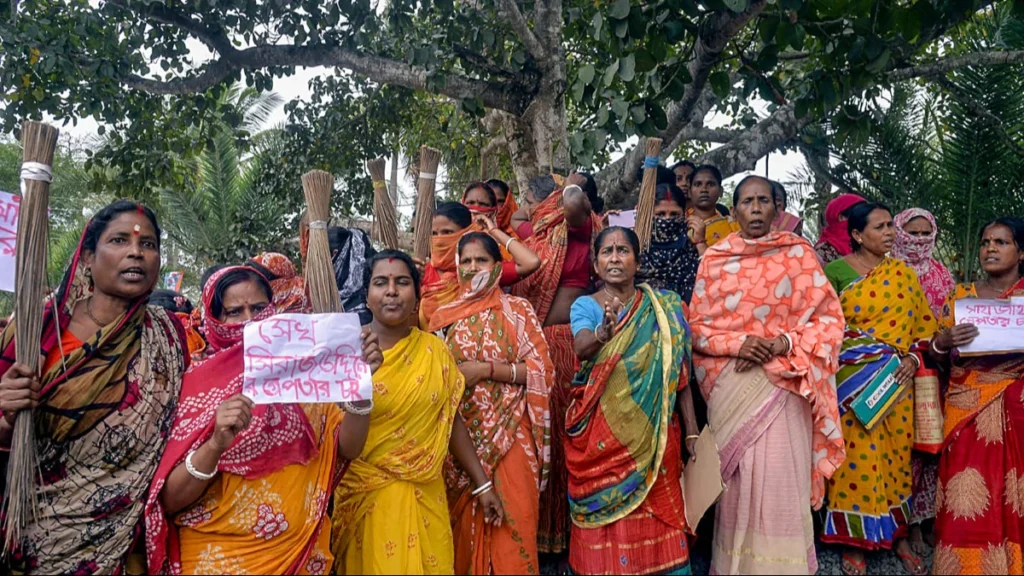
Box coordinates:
[566,226,698,575]
[638,182,702,302]
[0,200,188,574]
[690,177,846,574]
[820,202,937,576]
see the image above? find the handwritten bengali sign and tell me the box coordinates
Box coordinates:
[242,313,371,404]
[954,297,1024,355]
[0,191,19,293]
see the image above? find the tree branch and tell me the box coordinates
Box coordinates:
[695,103,813,177]
[888,50,1024,81]
[494,0,547,60]
[798,142,855,194]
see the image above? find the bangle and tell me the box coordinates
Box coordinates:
[341,400,373,416]
[504,237,516,251]
[903,353,921,370]
[595,328,608,343]
[185,450,217,481]
[685,434,700,441]
[510,363,518,383]
[472,480,494,497]
[931,339,950,355]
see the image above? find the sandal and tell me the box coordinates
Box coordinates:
[896,547,928,575]
[841,551,867,576]
[909,525,929,557]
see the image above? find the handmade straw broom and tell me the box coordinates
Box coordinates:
[301,170,343,314]
[3,121,59,553]
[412,146,441,260]
[367,158,400,250]
[633,138,662,252]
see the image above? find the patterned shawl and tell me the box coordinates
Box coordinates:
[565,285,689,527]
[639,216,700,302]
[248,252,310,314]
[511,190,602,323]
[690,232,846,508]
[496,191,520,234]
[437,267,553,501]
[891,208,956,317]
[145,265,320,575]
[329,228,375,320]
[0,225,187,575]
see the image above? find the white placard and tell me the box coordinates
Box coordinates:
[954,297,1024,355]
[0,191,19,293]
[242,313,371,404]
[608,209,636,229]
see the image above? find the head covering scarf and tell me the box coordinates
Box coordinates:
[639,216,701,302]
[329,227,375,322]
[248,252,310,313]
[891,208,956,316]
[815,193,865,257]
[496,190,520,233]
[0,219,187,575]
[145,265,320,574]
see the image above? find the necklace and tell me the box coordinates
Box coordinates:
[603,286,636,305]
[85,297,108,327]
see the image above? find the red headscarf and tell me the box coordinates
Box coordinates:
[815,193,866,257]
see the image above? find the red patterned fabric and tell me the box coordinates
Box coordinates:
[537,323,577,554]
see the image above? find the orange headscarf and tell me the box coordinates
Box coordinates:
[496,192,520,235]
[428,266,503,333]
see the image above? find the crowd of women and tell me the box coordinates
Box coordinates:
[0,161,1021,576]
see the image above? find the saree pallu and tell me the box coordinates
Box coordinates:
[565,286,691,575]
[537,323,576,554]
[932,281,1024,575]
[249,252,310,314]
[822,257,937,550]
[708,363,816,575]
[332,329,465,575]
[686,207,739,248]
[0,230,188,575]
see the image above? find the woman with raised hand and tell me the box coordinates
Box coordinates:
[690,176,846,574]
[820,202,937,576]
[430,232,553,575]
[930,217,1024,575]
[332,251,503,574]
[485,178,520,236]
[566,226,698,575]
[0,200,188,575]
[146,265,381,575]
[685,164,739,249]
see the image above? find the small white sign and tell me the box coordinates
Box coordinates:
[0,191,19,293]
[607,209,636,229]
[955,297,1024,355]
[242,313,371,404]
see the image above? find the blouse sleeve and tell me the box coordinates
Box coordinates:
[498,261,519,287]
[570,296,603,336]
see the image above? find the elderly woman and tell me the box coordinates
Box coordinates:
[0,200,188,574]
[690,176,846,574]
[566,226,698,575]
[145,265,381,575]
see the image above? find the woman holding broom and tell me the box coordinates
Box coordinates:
[429,231,553,575]
[0,200,189,575]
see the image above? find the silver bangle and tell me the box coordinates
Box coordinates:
[185,450,217,481]
[472,480,494,497]
[504,237,516,251]
[341,400,373,416]
[931,338,950,355]
[510,363,518,383]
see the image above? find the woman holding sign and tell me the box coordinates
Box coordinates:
[145,265,382,575]
[332,251,503,575]
[930,217,1024,575]
[820,202,937,576]
[429,232,553,575]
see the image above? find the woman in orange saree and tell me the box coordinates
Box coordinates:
[511,178,603,555]
[431,230,553,575]
[248,252,310,313]
[485,178,520,236]
[930,217,1024,575]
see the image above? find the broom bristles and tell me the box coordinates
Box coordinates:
[367,158,400,250]
[412,146,441,260]
[3,121,58,554]
[301,170,343,314]
[634,138,663,252]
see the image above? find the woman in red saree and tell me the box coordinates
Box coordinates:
[145,266,381,575]
[430,230,553,575]
[247,252,310,313]
[930,217,1024,575]
[511,177,603,555]
[485,178,520,236]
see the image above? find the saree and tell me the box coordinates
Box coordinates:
[690,232,846,574]
[932,280,1024,575]
[434,268,553,575]
[773,211,804,235]
[331,328,465,574]
[495,190,520,235]
[511,188,602,554]
[821,257,938,550]
[0,227,188,575]
[686,207,739,248]
[146,266,344,575]
[565,285,691,575]
[328,228,375,322]
[419,223,508,330]
[639,216,701,303]
[814,193,865,267]
[891,208,956,319]
[249,252,310,314]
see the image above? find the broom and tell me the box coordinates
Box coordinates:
[3,121,58,553]
[633,138,662,252]
[300,170,343,314]
[412,146,441,260]
[367,158,400,250]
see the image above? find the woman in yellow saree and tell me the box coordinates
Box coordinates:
[820,203,937,576]
[332,251,503,575]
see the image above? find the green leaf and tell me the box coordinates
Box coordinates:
[865,47,890,73]
[710,71,731,99]
[618,55,636,82]
[722,0,748,13]
[578,64,596,85]
[634,49,656,73]
[780,0,802,11]
[597,106,610,127]
[592,12,604,38]
[630,105,646,123]
[612,98,629,119]
[571,79,585,103]
[603,60,620,87]
[609,0,631,20]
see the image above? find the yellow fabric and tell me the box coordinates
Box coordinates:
[686,208,739,247]
[331,328,466,575]
[175,404,345,575]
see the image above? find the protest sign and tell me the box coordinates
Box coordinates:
[0,191,19,292]
[608,209,636,229]
[242,313,371,404]
[164,270,184,292]
[954,297,1024,355]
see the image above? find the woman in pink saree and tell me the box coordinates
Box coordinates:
[690,176,847,574]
